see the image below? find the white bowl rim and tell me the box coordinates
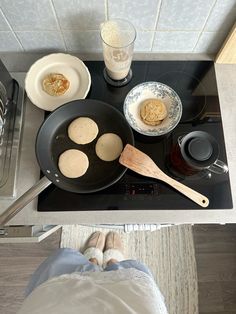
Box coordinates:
[123,81,183,136]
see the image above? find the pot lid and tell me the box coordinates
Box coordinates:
[181,131,218,169]
[188,137,213,161]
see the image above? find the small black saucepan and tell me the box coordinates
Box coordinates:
[0,99,134,225]
[170,131,228,176]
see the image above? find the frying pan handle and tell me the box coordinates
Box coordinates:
[0,176,51,226]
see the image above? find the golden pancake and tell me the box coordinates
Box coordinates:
[68,117,98,145]
[140,98,167,126]
[96,133,123,162]
[58,149,89,178]
[42,73,70,96]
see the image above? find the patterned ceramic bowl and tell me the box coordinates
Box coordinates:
[123,81,182,136]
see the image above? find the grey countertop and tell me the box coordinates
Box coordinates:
[1,56,236,225]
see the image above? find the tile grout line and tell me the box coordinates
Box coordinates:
[105,0,108,20]
[192,0,218,53]
[0,6,24,51]
[4,29,218,33]
[151,0,163,52]
[49,0,67,52]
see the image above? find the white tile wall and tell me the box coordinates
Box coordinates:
[0,0,235,53]
[16,31,65,51]
[204,0,236,32]
[0,0,58,31]
[63,31,101,52]
[52,0,105,30]
[108,0,160,30]
[194,31,228,53]
[157,0,215,31]
[153,31,199,52]
[0,32,22,51]
[0,9,10,31]
[135,31,153,51]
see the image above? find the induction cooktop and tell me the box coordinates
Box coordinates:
[38,61,233,211]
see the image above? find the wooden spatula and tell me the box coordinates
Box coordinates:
[119,144,209,208]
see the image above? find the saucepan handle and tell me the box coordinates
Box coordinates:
[208,159,229,174]
[0,176,51,226]
[177,135,185,147]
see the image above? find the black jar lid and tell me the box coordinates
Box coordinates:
[180,131,219,169]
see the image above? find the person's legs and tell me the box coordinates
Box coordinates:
[83,231,105,267]
[25,248,99,296]
[103,232,153,277]
[26,231,106,296]
[104,259,153,277]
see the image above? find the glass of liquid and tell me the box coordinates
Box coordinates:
[100,19,136,87]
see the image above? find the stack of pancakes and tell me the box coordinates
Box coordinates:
[140,98,167,126]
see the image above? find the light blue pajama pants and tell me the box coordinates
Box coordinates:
[25,248,153,296]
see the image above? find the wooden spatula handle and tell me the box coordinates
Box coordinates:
[160,173,209,208]
[119,144,209,208]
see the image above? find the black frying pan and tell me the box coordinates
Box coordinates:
[0,99,134,225]
[37,99,134,193]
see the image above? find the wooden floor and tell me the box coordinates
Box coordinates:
[0,229,61,314]
[0,225,236,314]
[193,224,236,314]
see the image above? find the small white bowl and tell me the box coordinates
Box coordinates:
[123,81,182,136]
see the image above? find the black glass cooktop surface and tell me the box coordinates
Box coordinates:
[38,61,233,211]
